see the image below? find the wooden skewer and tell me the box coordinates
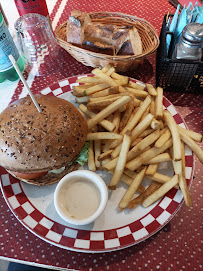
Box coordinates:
[8,55,42,113]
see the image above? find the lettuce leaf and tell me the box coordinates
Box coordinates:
[69,142,89,166]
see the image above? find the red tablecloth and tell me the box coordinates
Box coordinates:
[0,0,203,270]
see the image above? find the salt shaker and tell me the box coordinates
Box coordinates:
[173,23,203,60]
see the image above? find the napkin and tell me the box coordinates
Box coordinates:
[178,0,202,6]
[167,1,203,57]
[174,6,187,46]
[195,6,203,23]
[166,4,180,54]
[191,6,199,22]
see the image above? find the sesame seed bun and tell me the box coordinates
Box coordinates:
[0,94,88,184]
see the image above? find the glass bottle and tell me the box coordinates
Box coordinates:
[0,3,8,26]
[0,11,24,82]
[14,0,52,30]
[173,23,203,60]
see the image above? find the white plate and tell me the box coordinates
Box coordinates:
[0,75,194,253]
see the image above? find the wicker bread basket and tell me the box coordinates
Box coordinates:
[55,12,160,72]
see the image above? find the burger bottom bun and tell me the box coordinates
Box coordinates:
[7,163,79,186]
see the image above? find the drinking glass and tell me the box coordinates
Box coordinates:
[15,13,63,76]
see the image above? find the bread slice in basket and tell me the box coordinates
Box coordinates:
[67,10,91,46]
[66,10,143,56]
[118,27,142,55]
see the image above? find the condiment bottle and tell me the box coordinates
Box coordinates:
[0,11,24,83]
[173,23,203,61]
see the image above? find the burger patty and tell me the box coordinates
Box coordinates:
[7,162,79,186]
[9,171,48,180]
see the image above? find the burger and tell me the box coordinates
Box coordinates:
[0,94,88,185]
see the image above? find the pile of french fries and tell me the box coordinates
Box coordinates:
[72,65,203,211]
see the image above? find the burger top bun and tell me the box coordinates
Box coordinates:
[0,94,88,173]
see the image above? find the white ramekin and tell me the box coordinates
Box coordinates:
[54,170,108,225]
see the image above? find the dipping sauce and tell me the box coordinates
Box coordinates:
[60,179,101,220]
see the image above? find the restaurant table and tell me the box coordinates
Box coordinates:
[0,0,202,270]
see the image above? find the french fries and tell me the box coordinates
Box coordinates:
[145,153,171,164]
[119,174,145,193]
[98,150,113,161]
[146,84,157,96]
[119,100,134,132]
[124,169,137,179]
[75,96,89,103]
[151,118,162,130]
[89,92,129,102]
[121,95,151,135]
[125,87,148,98]
[84,82,109,96]
[77,76,103,84]
[142,175,179,207]
[91,86,120,97]
[79,104,115,132]
[155,87,163,119]
[155,128,171,148]
[145,164,159,176]
[111,143,122,159]
[87,96,131,130]
[94,140,101,168]
[108,131,131,190]
[92,68,126,92]
[112,110,121,133]
[146,172,171,183]
[128,81,145,90]
[164,110,182,161]
[103,146,151,172]
[111,72,129,85]
[178,142,192,207]
[139,128,154,138]
[105,66,115,76]
[140,108,150,122]
[179,129,203,163]
[149,96,155,115]
[71,64,203,211]
[131,113,154,142]
[128,182,162,209]
[88,141,96,172]
[126,139,173,171]
[119,167,146,210]
[87,97,121,111]
[178,126,202,142]
[131,137,142,147]
[102,64,111,73]
[87,132,122,140]
[131,129,160,154]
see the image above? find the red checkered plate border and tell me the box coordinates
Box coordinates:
[0,75,194,253]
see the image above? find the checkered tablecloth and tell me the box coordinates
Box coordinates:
[0,0,202,270]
